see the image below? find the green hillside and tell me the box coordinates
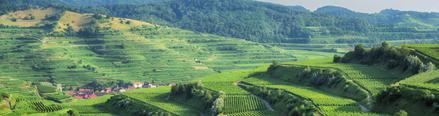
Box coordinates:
[1,2,439,116]
[0,8,299,86]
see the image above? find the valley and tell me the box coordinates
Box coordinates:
[0,0,439,116]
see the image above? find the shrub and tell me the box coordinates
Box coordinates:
[67,110,79,116]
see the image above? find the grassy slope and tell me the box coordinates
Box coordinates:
[122,87,200,115]
[194,67,279,115]
[64,95,114,115]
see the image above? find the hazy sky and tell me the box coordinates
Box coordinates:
[257,0,439,13]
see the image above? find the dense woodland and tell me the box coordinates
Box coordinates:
[3,0,439,43]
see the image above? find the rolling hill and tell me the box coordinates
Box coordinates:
[0,8,298,87]
[3,0,439,45]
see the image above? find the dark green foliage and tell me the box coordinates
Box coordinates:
[84,79,132,91]
[0,0,66,15]
[64,25,76,36]
[394,110,408,116]
[211,92,225,115]
[106,95,173,116]
[336,42,436,74]
[60,0,159,6]
[239,83,317,115]
[10,18,17,22]
[170,82,220,114]
[333,55,342,63]
[77,0,374,43]
[23,14,35,20]
[78,26,99,37]
[374,85,439,115]
[67,109,80,116]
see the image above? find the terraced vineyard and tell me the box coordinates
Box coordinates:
[242,77,382,116]
[285,59,410,95]
[122,87,201,116]
[65,95,113,115]
[404,44,439,66]
[224,94,268,114]
[398,70,439,90]
[0,8,301,86]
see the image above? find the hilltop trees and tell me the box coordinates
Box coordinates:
[335,42,436,74]
[170,82,222,115]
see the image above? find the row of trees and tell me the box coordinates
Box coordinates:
[334,42,436,74]
[239,83,317,115]
[106,95,173,116]
[170,82,223,115]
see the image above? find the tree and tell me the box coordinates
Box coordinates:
[333,55,342,63]
[382,41,390,48]
[405,55,424,74]
[78,26,99,37]
[422,62,436,72]
[65,25,76,36]
[354,44,366,58]
[212,91,225,115]
[10,18,17,22]
[271,60,279,66]
[394,110,408,116]
[67,110,79,116]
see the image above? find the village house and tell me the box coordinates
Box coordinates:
[132,82,144,88]
[143,83,157,88]
[100,87,112,93]
[74,93,97,99]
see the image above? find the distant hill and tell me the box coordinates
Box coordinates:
[59,0,162,6]
[1,0,439,44]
